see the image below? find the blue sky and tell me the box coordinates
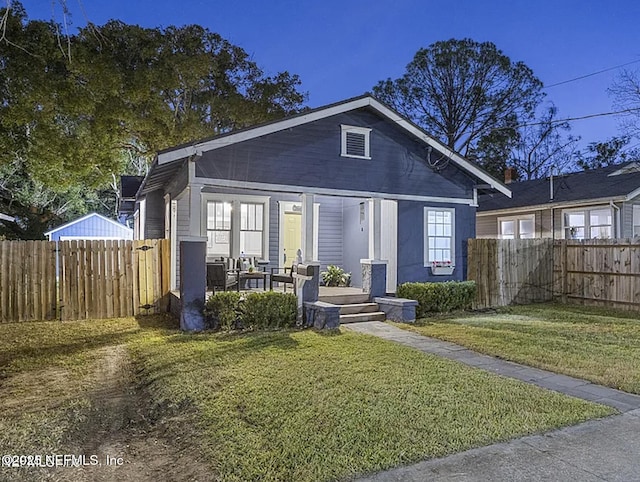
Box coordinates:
[19,0,640,152]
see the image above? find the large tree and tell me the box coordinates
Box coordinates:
[575,136,639,170]
[609,69,640,139]
[373,38,543,174]
[508,105,580,180]
[0,2,306,238]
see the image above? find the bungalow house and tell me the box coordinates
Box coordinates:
[125,95,510,292]
[477,163,640,239]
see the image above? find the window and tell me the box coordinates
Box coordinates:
[240,203,263,256]
[563,207,612,239]
[206,201,232,257]
[424,208,455,266]
[634,205,640,237]
[341,125,371,159]
[498,215,535,239]
[203,195,270,260]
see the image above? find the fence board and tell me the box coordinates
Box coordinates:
[0,238,169,323]
[470,238,640,312]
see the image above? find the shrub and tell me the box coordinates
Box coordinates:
[241,291,297,330]
[397,281,476,317]
[204,291,242,330]
[321,265,351,287]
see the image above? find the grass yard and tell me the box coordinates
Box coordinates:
[0,314,614,481]
[397,303,640,394]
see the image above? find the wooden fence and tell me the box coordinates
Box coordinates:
[0,239,170,322]
[468,238,640,311]
[0,240,57,322]
[555,239,640,311]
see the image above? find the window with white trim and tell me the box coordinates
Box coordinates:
[203,195,270,260]
[634,205,640,237]
[424,208,455,266]
[206,201,232,257]
[563,207,612,239]
[240,203,263,256]
[341,125,371,159]
[498,215,535,239]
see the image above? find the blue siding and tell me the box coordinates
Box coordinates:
[317,196,344,271]
[195,108,475,199]
[397,201,476,284]
[48,214,132,241]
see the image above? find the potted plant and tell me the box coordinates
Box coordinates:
[430,260,455,276]
[321,265,351,287]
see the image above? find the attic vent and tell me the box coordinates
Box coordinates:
[341,125,371,159]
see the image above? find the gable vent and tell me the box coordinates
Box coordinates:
[346,132,366,157]
[341,125,372,159]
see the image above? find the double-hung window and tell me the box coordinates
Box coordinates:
[204,195,270,260]
[498,215,535,239]
[424,208,455,266]
[206,201,232,257]
[563,207,612,239]
[634,205,640,237]
[240,203,263,256]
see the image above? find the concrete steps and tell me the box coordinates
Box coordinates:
[339,311,386,323]
[316,293,386,324]
[318,293,370,305]
[339,302,379,315]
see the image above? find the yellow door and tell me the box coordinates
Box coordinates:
[283,212,302,266]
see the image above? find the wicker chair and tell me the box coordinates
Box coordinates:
[206,262,239,292]
[270,264,296,292]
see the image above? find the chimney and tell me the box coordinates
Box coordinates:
[504,167,517,184]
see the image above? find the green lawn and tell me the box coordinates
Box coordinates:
[396,303,640,394]
[0,315,614,481]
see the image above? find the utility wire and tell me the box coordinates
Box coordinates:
[543,58,640,89]
[510,107,640,129]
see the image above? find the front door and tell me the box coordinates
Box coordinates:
[283,211,302,267]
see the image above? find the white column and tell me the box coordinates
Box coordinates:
[231,200,241,258]
[188,184,203,236]
[301,193,316,263]
[368,197,382,260]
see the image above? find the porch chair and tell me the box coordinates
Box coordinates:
[270,264,297,292]
[206,262,239,292]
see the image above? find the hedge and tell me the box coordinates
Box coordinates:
[396,281,476,317]
[204,291,297,331]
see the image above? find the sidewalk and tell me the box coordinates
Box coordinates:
[357,407,640,481]
[344,321,640,482]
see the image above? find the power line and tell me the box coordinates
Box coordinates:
[514,107,640,129]
[543,58,640,89]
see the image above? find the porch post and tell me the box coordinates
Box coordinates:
[362,197,387,299]
[179,237,207,331]
[368,198,382,260]
[188,183,203,237]
[301,193,316,263]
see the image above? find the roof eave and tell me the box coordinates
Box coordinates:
[153,95,510,197]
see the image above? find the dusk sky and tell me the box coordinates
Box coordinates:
[19,0,640,155]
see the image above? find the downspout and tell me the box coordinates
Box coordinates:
[610,201,621,238]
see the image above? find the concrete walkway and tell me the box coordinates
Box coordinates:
[344,321,640,482]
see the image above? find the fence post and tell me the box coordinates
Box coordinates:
[560,241,568,304]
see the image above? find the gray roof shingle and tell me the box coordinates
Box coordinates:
[478,163,640,212]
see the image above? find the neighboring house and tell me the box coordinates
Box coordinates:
[477,163,640,240]
[45,212,133,241]
[119,175,145,229]
[125,95,510,292]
